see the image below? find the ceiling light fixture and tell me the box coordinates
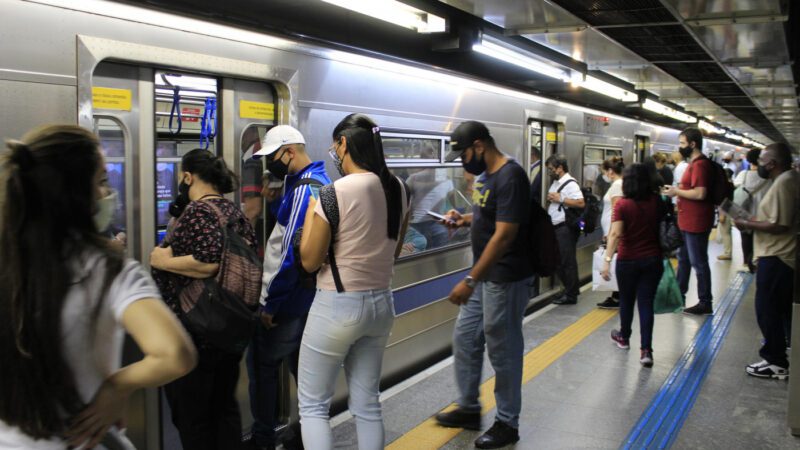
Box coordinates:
[641,99,697,123]
[473,35,571,82]
[698,119,725,135]
[570,73,638,102]
[320,0,446,33]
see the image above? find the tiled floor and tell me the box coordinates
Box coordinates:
[330,235,800,449]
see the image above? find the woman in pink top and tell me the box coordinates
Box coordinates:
[601,163,664,368]
[297,114,409,450]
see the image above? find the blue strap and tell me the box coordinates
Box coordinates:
[168,86,182,135]
[200,97,217,149]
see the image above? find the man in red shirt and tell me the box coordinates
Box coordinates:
[663,127,714,315]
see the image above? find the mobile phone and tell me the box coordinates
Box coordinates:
[427,210,454,223]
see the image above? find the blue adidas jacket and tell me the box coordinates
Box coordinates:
[259,161,331,319]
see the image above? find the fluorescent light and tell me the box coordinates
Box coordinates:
[642,99,697,123]
[320,0,446,33]
[570,73,638,102]
[698,120,725,135]
[157,74,218,92]
[724,132,744,141]
[473,36,570,81]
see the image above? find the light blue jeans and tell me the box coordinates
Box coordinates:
[452,277,532,428]
[298,288,395,450]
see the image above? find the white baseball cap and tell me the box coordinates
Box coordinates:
[254,125,305,158]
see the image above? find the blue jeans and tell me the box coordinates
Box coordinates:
[676,230,713,305]
[452,277,533,429]
[755,257,794,368]
[616,256,663,350]
[298,289,395,450]
[413,220,449,249]
[246,315,307,446]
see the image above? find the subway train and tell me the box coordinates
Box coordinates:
[0,1,749,448]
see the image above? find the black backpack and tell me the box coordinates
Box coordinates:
[707,160,735,206]
[557,179,600,235]
[527,200,560,276]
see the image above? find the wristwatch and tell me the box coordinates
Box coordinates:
[464,275,477,289]
[604,255,613,263]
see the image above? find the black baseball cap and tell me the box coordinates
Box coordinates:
[445,121,491,162]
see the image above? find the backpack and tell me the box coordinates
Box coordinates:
[732,171,768,212]
[707,160,735,206]
[177,201,262,354]
[557,179,600,235]
[527,200,560,276]
[657,195,683,252]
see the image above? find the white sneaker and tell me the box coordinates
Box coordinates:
[746,360,789,380]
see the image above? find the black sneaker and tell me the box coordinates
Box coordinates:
[596,297,620,309]
[683,303,713,316]
[610,329,630,349]
[745,360,789,380]
[435,407,481,430]
[474,421,520,449]
[553,296,577,305]
[640,349,654,368]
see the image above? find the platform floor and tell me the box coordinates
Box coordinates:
[329,233,800,449]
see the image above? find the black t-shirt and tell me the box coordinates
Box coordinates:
[471,160,533,282]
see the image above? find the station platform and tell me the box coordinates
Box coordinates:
[329,237,799,449]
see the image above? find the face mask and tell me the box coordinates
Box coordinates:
[547,169,558,179]
[94,190,117,232]
[602,174,611,183]
[757,164,771,179]
[266,149,290,179]
[679,146,693,159]
[169,181,191,218]
[329,148,345,177]
[462,150,486,175]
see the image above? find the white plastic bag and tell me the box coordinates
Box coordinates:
[592,247,618,291]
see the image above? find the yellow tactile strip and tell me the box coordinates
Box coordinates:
[387,308,618,450]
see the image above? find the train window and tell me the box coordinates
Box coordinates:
[582,145,622,198]
[382,134,443,162]
[381,132,470,258]
[93,117,127,240]
[240,124,270,250]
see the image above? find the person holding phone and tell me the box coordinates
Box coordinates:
[247,125,331,450]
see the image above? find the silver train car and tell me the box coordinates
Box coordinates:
[0,1,745,448]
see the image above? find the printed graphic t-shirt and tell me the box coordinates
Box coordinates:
[471,160,533,282]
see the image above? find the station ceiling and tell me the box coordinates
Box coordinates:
[128,0,798,149]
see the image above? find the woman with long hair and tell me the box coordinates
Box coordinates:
[297,113,409,449]
[601,163,665,367]
[150,148,257,450]
[0,125,196,449]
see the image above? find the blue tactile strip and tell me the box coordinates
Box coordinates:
[622,272,755,450]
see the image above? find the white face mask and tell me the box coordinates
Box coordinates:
[94,190,117,232]
[602,174,612,183]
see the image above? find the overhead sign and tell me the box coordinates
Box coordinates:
[239,100,274,120]
[92,87,132,111]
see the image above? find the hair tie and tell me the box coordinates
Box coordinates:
[8,141,35,171]
[372,126,380,134]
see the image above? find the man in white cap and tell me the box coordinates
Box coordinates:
[247,125,331,450]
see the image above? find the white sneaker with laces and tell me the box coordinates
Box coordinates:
[746,361,789,380]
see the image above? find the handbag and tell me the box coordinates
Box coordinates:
[177,201,261,354]
[658,195,683,252]
[732,171,768,212]
[654,259,683,314]
[592,247,618,291]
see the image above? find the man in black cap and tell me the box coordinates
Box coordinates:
[435,120,534,449]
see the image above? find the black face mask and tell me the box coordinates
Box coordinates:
[757,164,771,179]
[266,149,290,179]
[169,181,191,218]
[678,146,693,159]
[462,150,486,175]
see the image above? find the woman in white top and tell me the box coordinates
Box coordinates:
[298,114,409,450]
[597,156,625,309]
[0,125,197,450]
[733,148,771,272]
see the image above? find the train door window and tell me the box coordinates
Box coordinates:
[94,117,128,243]
[382,132,470,258]
[154,71,219,242]
[635,135,650,162]
[240,124,270,250]
[582,145,623,198]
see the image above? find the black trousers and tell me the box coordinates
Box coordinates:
[741,231,754,267]
[555,225,580,300]
[755,256,794,368]
[165,346,244,450]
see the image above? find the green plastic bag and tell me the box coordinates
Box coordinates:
[654,259,684,314]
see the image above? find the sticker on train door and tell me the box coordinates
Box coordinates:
[239,100,274,120]
[92,87,132,111]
